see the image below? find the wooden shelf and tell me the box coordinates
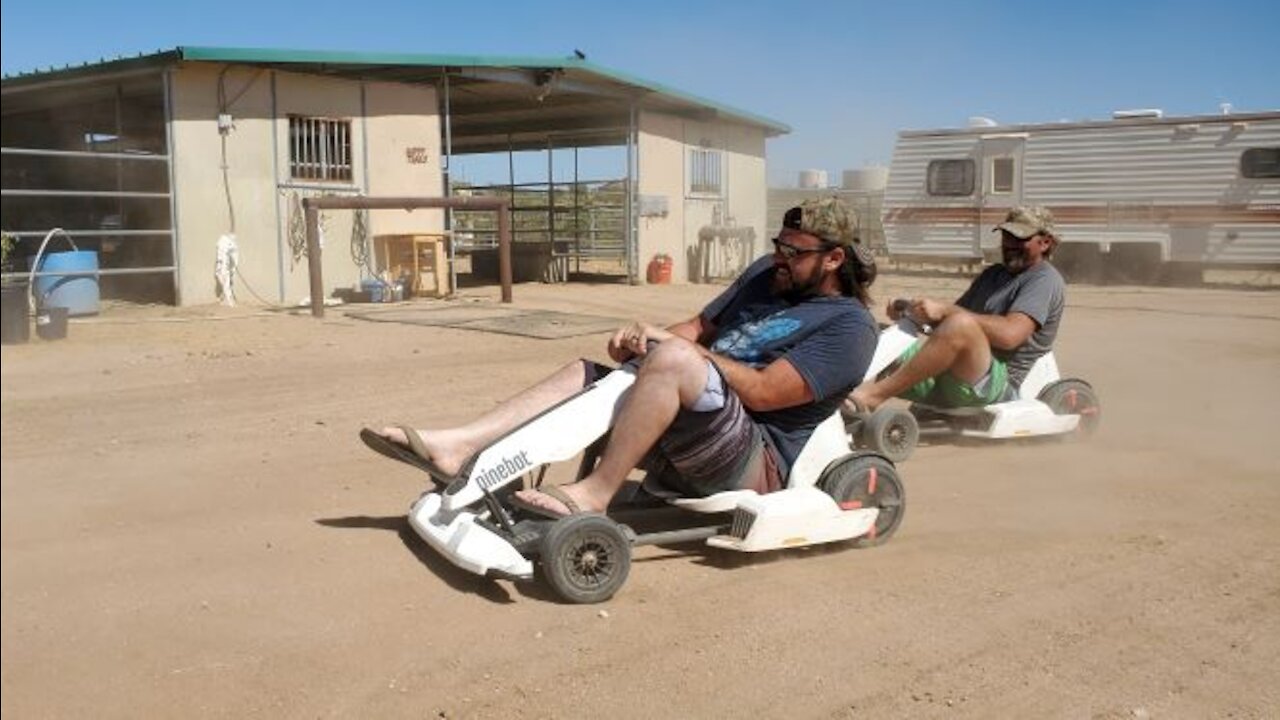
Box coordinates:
[374,233,450,298]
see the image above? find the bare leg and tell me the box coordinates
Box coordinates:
[514,339,710,514]
[850,311,993,411]
[378,360,588,475]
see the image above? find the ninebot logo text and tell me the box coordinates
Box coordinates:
[477,451,533,488]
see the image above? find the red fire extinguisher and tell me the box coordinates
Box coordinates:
[646,253,673,284]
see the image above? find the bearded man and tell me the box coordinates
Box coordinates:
[849,205,1066,412]
[363,198,879,517]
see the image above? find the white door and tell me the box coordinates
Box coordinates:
[977,135,1026,258]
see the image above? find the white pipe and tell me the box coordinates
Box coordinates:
[27,228,80,313]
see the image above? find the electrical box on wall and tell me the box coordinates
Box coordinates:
[217,113,234,134]
[639,194,669,218]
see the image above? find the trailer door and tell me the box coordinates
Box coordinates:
[977,134,1026,258]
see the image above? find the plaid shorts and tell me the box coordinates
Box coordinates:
[587,359,782,496]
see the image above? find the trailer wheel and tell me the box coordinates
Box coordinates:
[540,514,631,604]
[818,454,905,548]
[863,406,919,463]
[1038,379,1102,438]
[1105,243,1163,286]
[1054,243,1104,284]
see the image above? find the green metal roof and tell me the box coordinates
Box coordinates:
[2,46,790,140]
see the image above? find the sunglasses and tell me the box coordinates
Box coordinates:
[772,236,834,260]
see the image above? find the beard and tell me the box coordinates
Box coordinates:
[770,264,823,301]
[1002,245,1028,273]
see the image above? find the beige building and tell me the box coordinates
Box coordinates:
[1,47,788,305]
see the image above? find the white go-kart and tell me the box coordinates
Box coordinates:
[365,364,905,604]
[846,299,1101,463]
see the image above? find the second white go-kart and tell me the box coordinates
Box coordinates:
[846,299,1101,462]
[375,365,905,604]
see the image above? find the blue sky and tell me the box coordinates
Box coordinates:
[3,0,1277,186]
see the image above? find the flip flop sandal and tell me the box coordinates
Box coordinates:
[359,425,459,489]
[509,484,584,520]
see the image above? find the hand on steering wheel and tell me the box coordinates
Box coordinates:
[608,322,671,363]
[889,297,936,334]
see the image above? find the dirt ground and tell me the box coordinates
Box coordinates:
[3,272,1278,719]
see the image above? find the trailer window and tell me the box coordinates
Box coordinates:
[1240,148,1280,179]
[927,159,975,196]
[289,115,354,182]
[991,157,1015,194]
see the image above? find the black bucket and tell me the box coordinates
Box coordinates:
[35,305,68,341]
[1,283,30,345]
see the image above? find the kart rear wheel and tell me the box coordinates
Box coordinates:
[540,514,632,604]
[1038,379,1101,438]
[863,406,919,463]
[818,454,905,548]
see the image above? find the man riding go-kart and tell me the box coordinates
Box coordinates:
[845,205,1100,462]
[360,198,906,603]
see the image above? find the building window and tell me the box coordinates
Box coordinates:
[689,147,722,195]
[927,159,975,196]
[289,116,354,182]
[991,157,1015,193]
[1241,147,1280,179]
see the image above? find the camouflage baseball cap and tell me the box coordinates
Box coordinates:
[995,205,1056,239]
[783,197,858,247]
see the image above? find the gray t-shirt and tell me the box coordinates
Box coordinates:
[955,261,1065,387]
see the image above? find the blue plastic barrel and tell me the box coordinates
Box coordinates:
[30,250,100,316]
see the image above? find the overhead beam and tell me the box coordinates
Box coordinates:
[451,115,629,140]
[448,94,617,118]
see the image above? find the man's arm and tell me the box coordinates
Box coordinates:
[967,310,1037,351]
[608,315,714,363]
[912,298,1036,351]
[702,351,812,412]
[667,314,714,345]
[608,318,805,410]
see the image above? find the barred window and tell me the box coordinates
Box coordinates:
[991,157,1015,193]
[689,147,722,195]
[1241,147,1280,179]
[289,116,353,182]
[927,159,975,196]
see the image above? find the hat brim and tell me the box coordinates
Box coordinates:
[995,221,1040,239]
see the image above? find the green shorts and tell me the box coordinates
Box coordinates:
[895,339,1010,408]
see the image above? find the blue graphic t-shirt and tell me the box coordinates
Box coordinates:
[701,256,877,477]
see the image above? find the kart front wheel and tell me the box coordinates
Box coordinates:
[540,514,632,604]
[863,406,919,463]
[818,454,906,548]
[1038,379,1101,438]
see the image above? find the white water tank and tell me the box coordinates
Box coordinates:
[1112,108,1164,119]
[798,169,828,189]
[842,166,889,191]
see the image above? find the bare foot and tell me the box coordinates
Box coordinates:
[513,483,607,515]
[377,426,470,477]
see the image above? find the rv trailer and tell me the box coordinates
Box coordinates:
[882,110,1280,282]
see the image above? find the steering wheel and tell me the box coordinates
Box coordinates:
[890,298,931,335]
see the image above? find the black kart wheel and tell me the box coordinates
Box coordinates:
[818,454,906,548]
[540,514,632,604]
[1038,379,1101,438]
[863,406,920,463]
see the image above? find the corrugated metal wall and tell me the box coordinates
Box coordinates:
[883,114,1280,265]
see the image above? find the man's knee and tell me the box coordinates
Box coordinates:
[640,337,704,376]
[933,311,986,349]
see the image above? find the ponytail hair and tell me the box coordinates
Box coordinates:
[839,241,877,307]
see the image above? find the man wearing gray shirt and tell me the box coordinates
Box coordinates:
[849,205,1066,410]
